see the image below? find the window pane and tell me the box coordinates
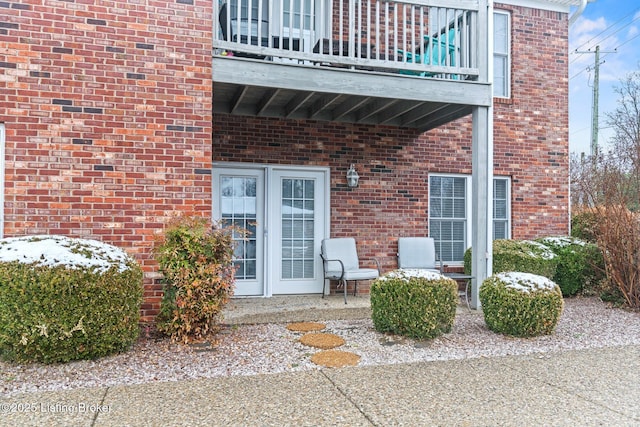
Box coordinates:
[431,176,441,196]
[494,13,508,54]
[493,11,510,98]
[431,199,441,217]
[453,199,466,218]
[293,179,304,198]
[442,178,454,197]
[494,179,507,199]
[282,260,292,279]
[245,260,256,277]
[494,56,507,97]
[304,180,314,198]
[494,221,507,240]
[452,222,465,240]
[282,179,292,198]
[442,199,454,218]
[453,179,466,197]
[494,200,507,219]
[429,220,441,239]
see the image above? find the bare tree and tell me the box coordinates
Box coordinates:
[570,152,597,208]
[606,70,640,210]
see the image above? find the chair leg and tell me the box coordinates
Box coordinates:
[354,280,358,297]
[342,279,347,304]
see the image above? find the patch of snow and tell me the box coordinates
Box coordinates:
[522,240,556,260]
[496,272,557,293]
[539,236,587,248]
[380,269,445,281]
[0,235,133,272]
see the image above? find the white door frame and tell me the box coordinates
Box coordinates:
[212,162,330,297]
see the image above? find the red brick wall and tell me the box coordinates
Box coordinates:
[0,0,214,321]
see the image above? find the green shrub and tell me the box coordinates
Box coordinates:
[479,272,564,337]
[0,235,143,363]
[154,215,237,343]
[464,239,557,279]
[571,209,599,243]
[536,236,605,297]
[370,269,458,340]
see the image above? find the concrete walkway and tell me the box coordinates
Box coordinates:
[2,344,639,426]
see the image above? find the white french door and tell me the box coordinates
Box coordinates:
[213,165,329,296]
[270,169,326,294]
[213,169,265,296]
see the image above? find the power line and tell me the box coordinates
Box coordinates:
[570,15,640,81]
[570,125,591,136]
[571,7,640,61]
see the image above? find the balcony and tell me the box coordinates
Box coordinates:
[212,0,492,131]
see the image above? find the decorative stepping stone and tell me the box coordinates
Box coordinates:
[286,322,326,332]
[300,333,345,349]
[311,350,360,368]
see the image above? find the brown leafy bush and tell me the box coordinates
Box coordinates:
[590,205,640,308]
[154,215,238,342]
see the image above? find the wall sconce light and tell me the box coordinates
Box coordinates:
[346,164,359,188]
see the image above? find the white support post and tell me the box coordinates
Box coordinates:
[470,0,493,309]
[471,106,493,309]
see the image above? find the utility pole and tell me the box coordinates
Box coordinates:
[575,45,616,158]
[591,45,600,158]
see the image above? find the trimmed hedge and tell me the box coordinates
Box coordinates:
[479,272,564,337]
[464,239,557,279]
[0,236,143,363]
[371,269,458,340]
[536,236,605,297]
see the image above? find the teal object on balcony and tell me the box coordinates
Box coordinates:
[398,28,457,77]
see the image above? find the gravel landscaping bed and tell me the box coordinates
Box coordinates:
[1,297,639,397]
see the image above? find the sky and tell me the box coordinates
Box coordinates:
[569,0,640,156]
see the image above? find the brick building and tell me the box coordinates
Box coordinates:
[0,0,583,320]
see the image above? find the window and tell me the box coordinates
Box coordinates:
[493,178,510,239]
[429,176,467,263]
[493,11,510,98]
[429,175,511,263]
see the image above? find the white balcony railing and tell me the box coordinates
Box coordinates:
[214,0,482,80]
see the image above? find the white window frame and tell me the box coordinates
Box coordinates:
[428,174,511,264]
[493,10,511,99]
[493,177,511,240]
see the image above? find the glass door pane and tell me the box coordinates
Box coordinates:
[280,178,315,279]
[221,176,258,280]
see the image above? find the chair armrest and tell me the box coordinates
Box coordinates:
[320,253,346,281]
[361,258,381,275]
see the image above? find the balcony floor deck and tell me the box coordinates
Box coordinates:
[212,56,491,131]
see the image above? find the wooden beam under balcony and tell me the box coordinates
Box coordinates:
[212,57,491,132]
